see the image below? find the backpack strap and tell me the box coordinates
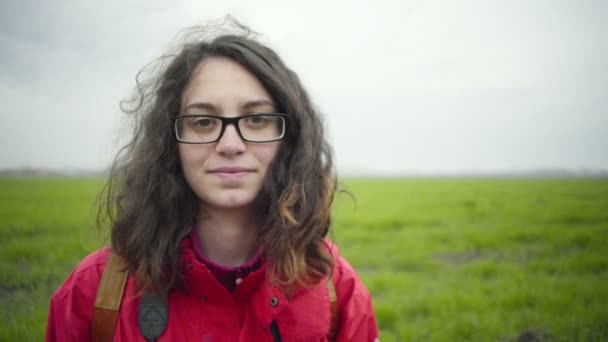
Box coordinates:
[92,252,129,342]
[138,291,169,342]
[327,276,339,340]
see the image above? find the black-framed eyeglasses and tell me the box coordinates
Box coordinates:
[173,113,287,144]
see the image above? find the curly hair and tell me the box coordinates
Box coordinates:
[98,17,336,295]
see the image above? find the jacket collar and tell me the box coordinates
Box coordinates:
[178,237,288,324]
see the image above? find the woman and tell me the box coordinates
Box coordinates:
[46,19,379,341]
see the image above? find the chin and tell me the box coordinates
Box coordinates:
[205,192,257,209]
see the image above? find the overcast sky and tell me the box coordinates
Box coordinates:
[1,0,607,175]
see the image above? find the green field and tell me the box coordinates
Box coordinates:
[1,177,607,341]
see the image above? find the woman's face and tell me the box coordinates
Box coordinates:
[178,57,281,211]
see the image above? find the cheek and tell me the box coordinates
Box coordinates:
[255,143,281,168]
[178,145,211,172]
[178,145,192,169]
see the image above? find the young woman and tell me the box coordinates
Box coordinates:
[46,19,379,341]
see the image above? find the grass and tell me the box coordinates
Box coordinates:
[1,177,607,341]
[333,178,608,341]
[0,178,104,341]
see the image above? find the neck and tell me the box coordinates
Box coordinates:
[195,205,259,267]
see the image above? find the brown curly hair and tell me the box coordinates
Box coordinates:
[98,17,336,295]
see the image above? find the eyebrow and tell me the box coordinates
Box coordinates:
[183,99,276,113]
[242,99,276,110]
[183,102,216,112]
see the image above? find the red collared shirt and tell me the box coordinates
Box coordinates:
[190,228,263,293]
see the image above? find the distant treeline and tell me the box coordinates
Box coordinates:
[0,168,105,178]
[1,167,607,178]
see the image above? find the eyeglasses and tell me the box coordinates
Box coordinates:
[173,113,287,144]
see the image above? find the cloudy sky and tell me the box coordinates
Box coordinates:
[1,0,606,175]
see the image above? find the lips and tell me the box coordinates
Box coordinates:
[208,167,255,180]
[209,167,255,173]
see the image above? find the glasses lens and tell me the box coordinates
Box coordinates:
[239,114,285,142]
[176,116,222,143]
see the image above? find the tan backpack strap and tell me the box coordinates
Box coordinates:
[92,252,129,342]
[327,276,338,340]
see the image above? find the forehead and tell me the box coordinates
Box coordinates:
[180,57,275,112]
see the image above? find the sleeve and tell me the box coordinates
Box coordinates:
[45,249,108,342]
[333,255,380,342]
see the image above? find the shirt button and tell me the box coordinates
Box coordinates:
[270,296,279,307]
[235,277,243,285]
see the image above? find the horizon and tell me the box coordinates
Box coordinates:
[2,166,607,179]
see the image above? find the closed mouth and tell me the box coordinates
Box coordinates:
[208,167,256,174]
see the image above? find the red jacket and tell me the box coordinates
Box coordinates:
[46,238,379,341]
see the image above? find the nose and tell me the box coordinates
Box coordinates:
[215,123,246,156]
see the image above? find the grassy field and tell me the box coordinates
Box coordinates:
[1,177,607,341]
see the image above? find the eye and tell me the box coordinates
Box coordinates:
[186,116,220,133]
[244,115,268,126]
[192,117,216,128]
